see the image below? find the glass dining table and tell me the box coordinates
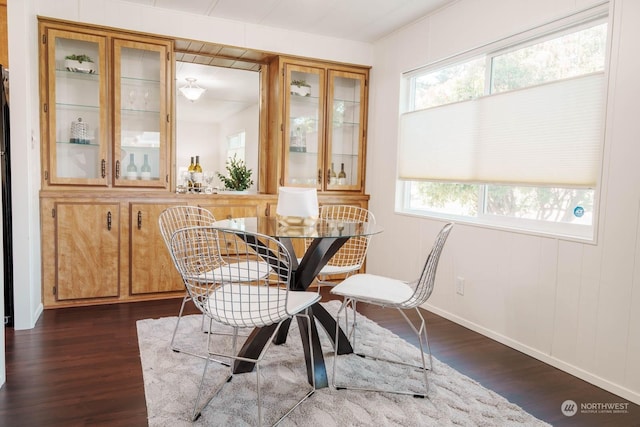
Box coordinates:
[212,216,383,388]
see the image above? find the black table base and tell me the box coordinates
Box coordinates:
[232,235,354,388]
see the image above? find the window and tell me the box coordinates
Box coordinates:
[398,10,608,240]
[226,131,246,162]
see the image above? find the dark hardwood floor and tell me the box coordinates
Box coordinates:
[1,291,638,426]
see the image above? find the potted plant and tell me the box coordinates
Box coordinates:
[290,79,311,97]
[216,155,254,191]
[64,54,95,74]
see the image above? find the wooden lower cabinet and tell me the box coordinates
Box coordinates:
[198,201,262,220]
[130,203,184,295]
[40,193,369,308]
[44,200,121,303]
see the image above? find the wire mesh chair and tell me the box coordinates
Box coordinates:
[305,205,376,290]
[169,226,320,425]
[158,206,270,358]
[330,223,453,398]
[158,206,216,355]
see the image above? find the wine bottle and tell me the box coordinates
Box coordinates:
[126,153,138,180]
[140,154,151,180]
[290,127,301,151]
[187,156,195,190]
[299,127,306,152]
[329,163,337,185]
[338,162,346,185]
[193,155,203,192]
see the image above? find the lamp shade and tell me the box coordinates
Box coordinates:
[179,77,206,102]
[276,187,319,226]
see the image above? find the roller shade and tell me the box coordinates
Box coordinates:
[398,72,605,187]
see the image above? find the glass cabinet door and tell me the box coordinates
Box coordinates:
[326,70,366,192]
[47,29,108,186]
[283,64,325,189]
[113,39,168,188]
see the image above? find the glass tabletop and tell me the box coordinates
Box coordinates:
[213,217,383,239]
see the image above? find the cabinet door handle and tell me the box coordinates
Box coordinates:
[107,211,112,231]
[137,211,142,230]
[319,169,322,184]
[115,160,121,179]
[101,159,106,178]
[226,214,232,219]
[326,169,331,185]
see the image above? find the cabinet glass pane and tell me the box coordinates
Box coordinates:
[328,75,361,188]
[119,46,162,183]
[54,36,103,180]
[287,70,321,187]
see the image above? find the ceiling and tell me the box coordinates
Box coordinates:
[120,0,455,43]
[129,0,456,123]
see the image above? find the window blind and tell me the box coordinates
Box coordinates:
[398,72,605,187]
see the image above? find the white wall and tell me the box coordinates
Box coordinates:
[177,103,259,191]
[367,0,640,404]
[176,119,220,179]
[216,103,259,191]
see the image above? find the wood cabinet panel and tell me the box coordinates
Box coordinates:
[199,202,261,221]
[55,202,120,300]
[129,203,183,295]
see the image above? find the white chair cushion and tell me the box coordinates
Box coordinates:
[207,284,320,328]
[287,291,321,317]
[318,263,361,275]
[192,261,271,283]
[330,273,414,306]
[295,257,361,276]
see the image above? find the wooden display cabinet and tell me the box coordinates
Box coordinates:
[37,18,372,309]
[39,19,172,189]
[267,57,369,194]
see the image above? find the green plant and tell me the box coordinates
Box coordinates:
[216,155,253,191]
[65,54,94,63]
[291,79,310,88]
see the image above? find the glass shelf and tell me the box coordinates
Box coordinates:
[121,144,160,150]
[121,75,161,84]
[333,98,359,105]
[331,121,359,127]
[56,102,100,110]
[289,149,317,154]
[55,69,100,79]
[57,140,99,146]
[121,107,161,114]
[290,94,320,102]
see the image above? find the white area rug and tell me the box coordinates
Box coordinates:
[137,301,550,426]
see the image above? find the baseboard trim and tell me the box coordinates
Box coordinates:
[423,303,640,405]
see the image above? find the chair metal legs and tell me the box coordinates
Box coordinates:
[170,293,190,352]
[191,309,316,426]
[332,298,433,398]
[170,293,238,367]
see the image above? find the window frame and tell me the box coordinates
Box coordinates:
[397,5,611,243]
[226,130,246,162]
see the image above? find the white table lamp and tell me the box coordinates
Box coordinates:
[276,187,319,226]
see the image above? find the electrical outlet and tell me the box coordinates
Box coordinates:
[456,276,465,295]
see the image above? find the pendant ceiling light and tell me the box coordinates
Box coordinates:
[179,77,206,102]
